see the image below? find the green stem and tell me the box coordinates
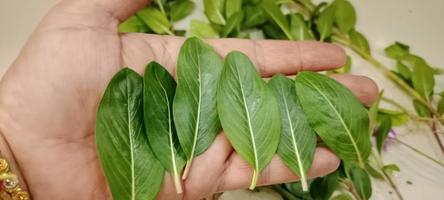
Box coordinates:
[371,149,404,200]
[272,185,301,200]
[392,138,444,168]
[381,97,434,122]
[331,34,444,125]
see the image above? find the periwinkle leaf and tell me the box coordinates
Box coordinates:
[383,164,400,174]
[411,60,435,101]
[118,16,150,33]
[333,0,356,33]
[204,0,226,25]
[261,0,294,40]
[217,51,281,189]
[384,42,410,59]
[310,171,339,200]
[96,68,164,200]
[412,99,431,117]
[143,62,185,193]
[137,7,173,35]
[290,13,315,41]
[331,194,354,200]
[438,97,444,115]
[295,72,371,167]
[348,166,372,200]
[243,5,267,28]
[190,20,220,39]
[173,37,223,179]
[225,0,243,19]
[375,115,392,153]
[221,12,244,37]
[317,5,335,41]
[349,30,370,55]
[170,0,195,22]
[396,60,412,81]
[268,75,316,191]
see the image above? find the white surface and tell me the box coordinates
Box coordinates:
[1,0,443,199]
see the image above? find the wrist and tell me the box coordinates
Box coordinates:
[0,130,30,199]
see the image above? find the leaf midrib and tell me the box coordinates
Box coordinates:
[155,71,180,180]
[304,78,364,166]
[125,71,136,200]
[280,86,306,182]
[234,66,259,172]
[190,56,202,160]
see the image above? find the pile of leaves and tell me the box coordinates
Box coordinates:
[102,0,444,199]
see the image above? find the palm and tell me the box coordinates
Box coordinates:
[0,1,377,200]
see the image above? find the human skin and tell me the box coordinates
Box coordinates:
[0,0,378,199]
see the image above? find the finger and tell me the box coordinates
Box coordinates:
[120,35,346,77]
[216,147,340,192]
[37,0,149,30]
[330,74,379,106]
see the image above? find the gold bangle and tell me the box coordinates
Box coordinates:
[0,158,30,200]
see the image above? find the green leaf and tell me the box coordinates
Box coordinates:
[262,22,287,39]
[295,72,371,167]
[384,42,410,59]
[269,75,317,192]
[332,55,352,74]
[376,115,392,153]
[96,68,164,200]
[383,164,400,174]
[283,182,314,199]
[154,0,166,14]
[204,0,226,25]
[368,91,382,131]
[137,7,173,35]
[118,16,150,33]
[413,99,431,117]
[221,12,244,37]
[377,109,409,126]
[438,97,444,115]
[217,51,281,189]
[261,0,294,40]
[396,60,412,81]
[366,163,384,180]
[243,5,267,28]
[317,5,335,41]
[349,30,370,55]
[174,37,223,179]
[143,62,185,193]
[310,171,339,200]
[190,20,220,39]
[348,166,372,200]
[412,59,435,101]
[290,13,315,41]
[333,0,356,33]
[170,0,195,22]
[331,194,354,200]
[225,0,243,19]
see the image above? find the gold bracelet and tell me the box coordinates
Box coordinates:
[0,158,29,200]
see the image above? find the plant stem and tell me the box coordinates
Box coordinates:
[341,181,362,200]
[392,138,444,167]
[381,97,434,122]
[272,185,300,200]
[431,119,444,154]
[382,170,404,200]
[371,149,404,200]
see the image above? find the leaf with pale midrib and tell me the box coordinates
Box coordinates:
[268,75,317,192]
[144,62,185,193]
[295,72,371,167]
[96,68,164,200]
[173,37,223,179]
[217,51,281,189]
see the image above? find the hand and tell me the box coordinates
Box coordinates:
[0,0,378,199]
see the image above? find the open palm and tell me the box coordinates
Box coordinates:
[0,0,378,199]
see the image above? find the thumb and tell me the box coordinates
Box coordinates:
[37,0,150,31]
